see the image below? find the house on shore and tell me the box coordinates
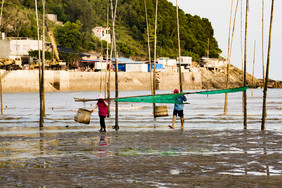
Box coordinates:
[0,37,44,65]
[92,27,111,44]
[198,57,227,72]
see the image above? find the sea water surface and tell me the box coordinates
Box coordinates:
[0,89,281,135]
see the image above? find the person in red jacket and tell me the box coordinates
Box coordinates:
[92,93,108,132]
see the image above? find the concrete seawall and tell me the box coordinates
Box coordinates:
[0,70,202,92]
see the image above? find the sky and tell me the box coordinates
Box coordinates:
[168,0,281,81]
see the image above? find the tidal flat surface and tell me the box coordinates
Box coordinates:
[0,130,281,187]
[0,89,281,187]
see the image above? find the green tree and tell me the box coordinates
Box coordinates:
[54,20,83,51]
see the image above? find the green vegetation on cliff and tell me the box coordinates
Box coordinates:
[1,0,221,61]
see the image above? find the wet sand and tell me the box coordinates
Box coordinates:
[0,129,281,187]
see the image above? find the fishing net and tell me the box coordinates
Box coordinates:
[196,87,248,95]
[114,87,248,104]
[115,93,184,104]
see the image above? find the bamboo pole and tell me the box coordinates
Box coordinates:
[107,0,114,117]
[144,0,155,120]
[42,0,46,117]
[153,0,158,119]
[262,0,275,130]
[144,0,152,93]
[113,0,119,130]
[35,0,41,80]
[252,40,256,96]
[224,0,239,114]
[224,0,233,115]
[104,3,109,98]
[0,0,4,28]
[206,38,209,97]
[36,0,43,127]
[241,0,244,112]
[262,0,265,84]
[0,70,3,115]
[243,0,249,129]
[0,0,4,115]
[176,0,182,92]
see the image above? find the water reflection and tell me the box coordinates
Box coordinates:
[39,129,47,169]
[97,135,108,158]
[263,131,270,176]
[0,129,281,177]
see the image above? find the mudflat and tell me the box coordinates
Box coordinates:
[0,129,281,187]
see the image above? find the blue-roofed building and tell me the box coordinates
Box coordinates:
[78,56,164,72]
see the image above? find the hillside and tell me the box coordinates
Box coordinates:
[0,0,221,61]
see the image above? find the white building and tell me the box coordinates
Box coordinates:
[177,56,192,71]
[0,37,42,60]
[158,57,177,68]
[92,27,111,44]
[126,62,148,73]
[199,58,227,72]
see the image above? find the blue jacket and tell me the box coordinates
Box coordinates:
[174,95,187,111]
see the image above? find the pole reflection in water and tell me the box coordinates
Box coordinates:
[263,131,270,176]
[39,128,47,169]
[244,130,248,176]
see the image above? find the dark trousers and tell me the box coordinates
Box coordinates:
[99,116,106,129]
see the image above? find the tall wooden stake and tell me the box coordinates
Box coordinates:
[0,0,5,115]
[243,0,249,129]
[240,0,244,112]
[42,0,45,117]
[153,0,158,119]
[176,0,182,92]
[224,0,233,115]
[262,0,275,130]
[144,0,152,93]
[144,0,155,120]
[113,0,119,130]
[35,0,41,83]
[36,0,43,127]
[252,40,256,96]
[262,0,265,84]
[105,3,109,97]
[0,0,4,28]
[0,70,3,115]
[107,0,114,118]
[224,0,239,114]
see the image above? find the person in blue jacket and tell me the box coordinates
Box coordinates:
[169,89,187,129]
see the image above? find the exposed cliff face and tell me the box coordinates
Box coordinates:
[200,66,259,89]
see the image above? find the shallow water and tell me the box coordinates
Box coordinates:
[0,89,281,187]
[0,89,281,134]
